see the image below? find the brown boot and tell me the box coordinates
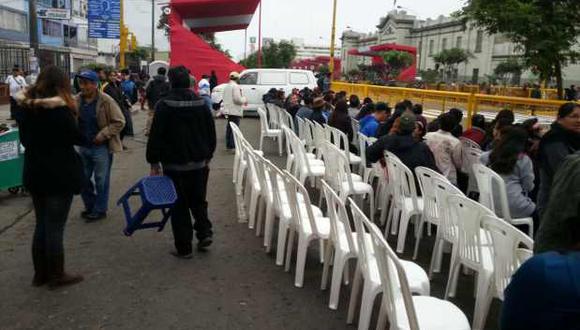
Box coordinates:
[47,254,84,290]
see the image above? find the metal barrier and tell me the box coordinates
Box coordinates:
[332,82,566,127]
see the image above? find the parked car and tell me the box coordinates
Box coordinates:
[211,69,317,116]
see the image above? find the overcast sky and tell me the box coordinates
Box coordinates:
[123,0,465,60]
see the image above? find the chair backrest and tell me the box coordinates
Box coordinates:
[432,177,465,243]
[312,121,326,149]
[394,158,420,208]
[481,215,534,300]
[361,203,420,330]
[265,103,279,129]
[350,199,376,290]
[282,170,319,235]
[279,109,295,132]
[447,194,495,270]
[246,148,267,194]
[358,132,377,169]
[460,137,481,151]
[296,116,306,140]
[257,107,271,133]
[415,167,447,224]
[351,118,360,141]
[288,128,315,175]
[321,180,356,252]
[302,118,315,148]
[461,141,482,174]
[325,142,354,193]
[281,126,296,161]
[472,163,512,221]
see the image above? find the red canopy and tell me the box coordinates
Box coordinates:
[172,0,260,33]
[347,43,417,82]
[169,9,246,85]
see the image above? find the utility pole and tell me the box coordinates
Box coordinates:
[151,0,155,62]
[28,0,39,73]
[257,0,262,68]
[120,0,127,68]
[329,0,338,80]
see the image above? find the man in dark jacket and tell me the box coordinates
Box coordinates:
[146,65,217,258]
[145,67,170,135]
[367,111,438,190]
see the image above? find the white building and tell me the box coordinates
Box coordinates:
[291,38,339,60]
[341,10,580,85]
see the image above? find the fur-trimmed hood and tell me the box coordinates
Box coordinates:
[14,89,67,109]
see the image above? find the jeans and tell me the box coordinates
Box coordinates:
[225,115,241,149]
[165,167,213,254]
[79,145,113,214]
[31,194,73,279]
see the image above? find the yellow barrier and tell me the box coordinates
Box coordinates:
[332,82,567,128]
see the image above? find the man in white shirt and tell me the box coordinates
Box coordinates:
[424,112,463,185]
[222,71,246,150]
[198,74,212,110]
[5,67,27,120]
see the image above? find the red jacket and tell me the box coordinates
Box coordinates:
[462,127,486,146]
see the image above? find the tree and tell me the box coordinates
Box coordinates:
[494,58,525,85]
[432,48,474,82]
[239,40,297,68]
[381,51,414,80]
[126,46,150,67]
[461,0,580,99]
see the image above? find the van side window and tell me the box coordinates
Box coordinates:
[260,72,287,85]
[239,72,258,85]
[290,72,309,85]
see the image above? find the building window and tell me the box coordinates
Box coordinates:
[475,30,484,53]
[442,38,447,50]
[42,19,62,37]
[456,36,462,49]
[0,8,27,33]
[472,68,480,84]
[429,40,434,56]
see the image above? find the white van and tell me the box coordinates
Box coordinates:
[211,69,317,115]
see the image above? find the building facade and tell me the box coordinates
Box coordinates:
[0,0,98,80]
[291,38,340,60]
[341,10,580,85]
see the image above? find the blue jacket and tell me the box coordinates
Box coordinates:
[501,251,580,330]
[360,115,379,137]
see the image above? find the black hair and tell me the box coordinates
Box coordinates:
[558,102,580,119]
[303,96,313,106]
[494,109,515,125]
[440,113,456,132]
[157,67,167,76]
[355,103,375,120]
[167,65,190,89]
[375,102,390,114]
[394,102,407,117]
[121,69,130,75]
[363,97,373,105]
[471,114,485,129]
[349,95,360,108]
[401,99,413,111]
[412,104,423,115]
[448,108,463,124]
[489,126,528,174]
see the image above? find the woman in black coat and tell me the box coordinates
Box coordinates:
[16,65,85,289]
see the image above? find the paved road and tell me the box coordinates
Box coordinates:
[0,106,501,329]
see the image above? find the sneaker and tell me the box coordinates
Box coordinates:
[80,210,91,219]
[84,212,106,223]
[197,237,213,251]
[170,251,193,259]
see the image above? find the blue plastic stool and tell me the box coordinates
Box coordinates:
[117,176,178,236]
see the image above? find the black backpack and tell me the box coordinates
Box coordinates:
[147,79,170,107]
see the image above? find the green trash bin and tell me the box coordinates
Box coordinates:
[0,129,24,193]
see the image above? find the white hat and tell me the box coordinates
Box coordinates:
[229,71,240,80]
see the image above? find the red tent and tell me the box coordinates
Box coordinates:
[348,43,417,81]
[169,0,261,84]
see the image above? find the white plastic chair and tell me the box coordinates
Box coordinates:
[264,104,279,129]
[357,132,379,183]
[278,108,295,132]
[351,118,360,148]
[281,170,331,288]
[325,124,362,169]
[368,218,470,330]
[429,177,466,277]
[444,194,495,322]
[475,215,534,330]
[378,151,398,227]
[290,128,326,187]
[257,107,283,156]
[348,200,431,330]
[460,138,482,196]
[473,164,534,237]
[412,167,449,260]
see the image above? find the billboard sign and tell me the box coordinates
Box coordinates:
[88,0,121,39]
[37,8,71,20]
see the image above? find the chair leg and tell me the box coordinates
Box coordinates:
[328,253,347,310]
[396,212,414,254]
[278,135,283,156]
[259,134,264,151]
[343,261,350,285]
[321,243,334,290]
[285,228,296,272]
[347,264,362,324]
[376,302,388,330]
[294,234,311,287]
[357,283,377,330]
[428,236,441,279]
[413,217,425,260]
[263,205,276,251]
[368,192,375,223]
[445,253,461,299]
[248,191,259,230]
[473,278,494,330]
[319,239,325,264]
[275,221,289,266]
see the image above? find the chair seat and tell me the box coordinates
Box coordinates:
[349,153,362,164]
[393,296,470,330]
[341,180,373,195]
[264,128,282,135]
[300,165,326,176]
[280,203,323,222]
[302,216,331,238]
[403,196,424,212]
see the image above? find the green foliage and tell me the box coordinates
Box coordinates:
[126,46,150,66]
[381,51,414,80]
[199,33,232,58]
[418,69,440,84]
[461,0,580,98]
[239,40,297,68]
[157,10,169,36]
[80,63,111,72]
[494,58,525,85]
[433,48,474,82]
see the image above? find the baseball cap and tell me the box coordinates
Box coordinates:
[76,70,98,82]
[229,71,240,80]
[399,111,417,134]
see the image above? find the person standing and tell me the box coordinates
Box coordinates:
[209,70,218,92]
[5,67,27,120]
[75,70,125,222]
[537,102,580,215]
[222,71,246,151]
[198,74,212,110]
[424,112,463,185]
[146,66,216,257]
[145,67,170,135]
[15,66,84,288]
